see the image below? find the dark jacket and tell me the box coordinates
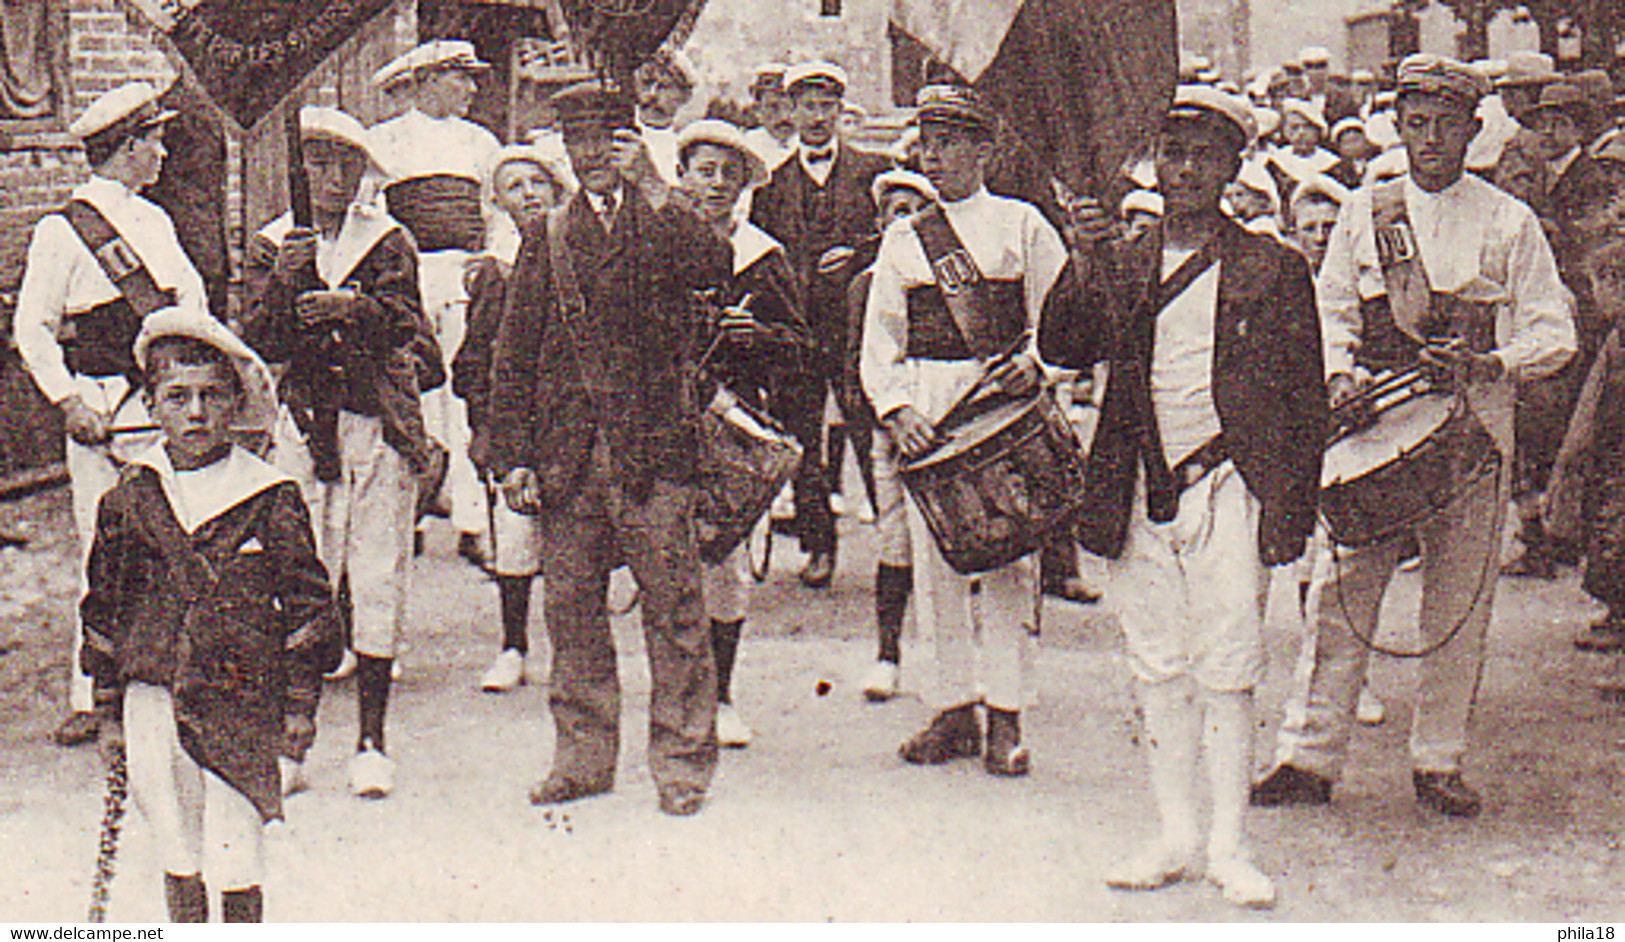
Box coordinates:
[81,464,339,822]
[1039,215,1327,563]
[749,145,890,370]
[488,189,730,507]
[452,254,510,472]
[242,223,443,474]
[701,239,815,406]
[1548,323,1625,604]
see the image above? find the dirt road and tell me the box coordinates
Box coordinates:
[2,486,1622,921]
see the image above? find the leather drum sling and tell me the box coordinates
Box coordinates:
[910,205,1026,360]
[58,199,176,379]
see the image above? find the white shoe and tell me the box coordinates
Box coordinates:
[1104,842,1197,891]
[348,748,395,799]
[325,649,357,681]
[480,649,526,692]
[716,702,754,748]
[829,493,849,517]
[860,660,901,702]
[279,757,308,797]
[391,659,403,682]
[856,499,877,524]
[1356,684,1386,726]
[1207,854,1276,909]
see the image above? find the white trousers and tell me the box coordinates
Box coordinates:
[906,492,1036,711]
[871,430,911,567]
[488,477,544,577]
[273,410,414,659]
[1276,466,1506,776]
[417,249,485,537]
[124,683,263,888]
[1106,464,1269,692]
[65,377,160,712]
[702,540,752,624]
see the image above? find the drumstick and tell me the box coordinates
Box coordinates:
[934,333,1033,434]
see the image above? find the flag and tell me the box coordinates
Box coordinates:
[891,0,1178,203]
[126,0,397,131]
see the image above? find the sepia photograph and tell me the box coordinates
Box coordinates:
[0,0,1622,926]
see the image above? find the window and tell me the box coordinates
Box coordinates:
[819,0,842,18]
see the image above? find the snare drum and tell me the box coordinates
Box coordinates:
[1320,370,1500,547]
[901,390,1089,575]
[696,387,803,565]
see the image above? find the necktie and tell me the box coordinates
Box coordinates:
[805,148,835,165]
[598,192,618,233]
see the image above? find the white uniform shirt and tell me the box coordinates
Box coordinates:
[862,187,1067,425]
[1318,171,1575,453]
[13,176,208,404]
[1152,249,1223,466]
[1319,172,1574,382]
[1267,147,1339,185]
[370,108,501,185]
[744,127,797,171]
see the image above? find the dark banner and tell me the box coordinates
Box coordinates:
[553,0,707,83]
[129,0,396,130]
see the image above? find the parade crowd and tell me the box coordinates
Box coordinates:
[14,32,1625,919]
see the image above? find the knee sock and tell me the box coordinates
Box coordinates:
[711,619,743,704]
[876,564,911,664]
[356,654,392,753]
[164,871,207,923]
[498,576,531,655]
[222,886,263,923]
[1136,677,1201,856]
[1201,687,1254,863]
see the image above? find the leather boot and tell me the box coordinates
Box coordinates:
[164,872,208,923]
[900,703,981,764]
[984,707,1030,776]
[222,886,263,923]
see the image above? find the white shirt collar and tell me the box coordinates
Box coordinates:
[584,186,624,215]
[1551,146,1582,182]
[132,443,294,533]
[799,138,841,185]
[80,175,136,206]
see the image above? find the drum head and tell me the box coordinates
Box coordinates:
[1322,393,1454,487]
[909,397,1038,472]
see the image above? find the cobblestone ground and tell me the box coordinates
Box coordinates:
[2,484,1622,922]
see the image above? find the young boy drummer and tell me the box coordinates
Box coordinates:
[675,119,816,747]
[861,85,1067,776]
[81,308,338,922]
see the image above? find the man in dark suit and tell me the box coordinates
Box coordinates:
[487,81,731,817]
[1041,84,1326,908]
[1508,81,1615,578]
[750,59,890,587]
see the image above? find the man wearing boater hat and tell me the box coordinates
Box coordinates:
[1253,55,1575,819]
[862,83,1066,779]
[243,106,441,800]
[1042,84,1325,908]
[488,81,730,816]
[13,80,204,748]
[370,39,502,569]
[752,59,890,589]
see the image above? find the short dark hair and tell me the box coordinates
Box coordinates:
[143,335,241,397]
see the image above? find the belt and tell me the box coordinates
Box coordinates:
[1147,434,1228,523]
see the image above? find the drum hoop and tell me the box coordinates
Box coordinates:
[903,397,1052,475]
[1323,393,1484,487]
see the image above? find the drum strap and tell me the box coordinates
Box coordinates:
[61,199,174,320]
[911,205,1024,358]
[1371,179,1435,343]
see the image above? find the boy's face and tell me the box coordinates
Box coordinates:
[878,188,929,227]
[147,361,241,470]
[677,142,748,225]
[303,138,368,217]
[1293,199,1340,268]
[918,124,991,203]
[493,160,559,229]
[1282,111,1322,151]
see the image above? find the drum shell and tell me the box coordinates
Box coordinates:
[1320,394,1500,547]
[901,391,1089,575]
[696,397,803,566]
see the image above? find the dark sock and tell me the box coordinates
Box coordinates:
[222,886,263,923]
[710,619,743,704]
[987,706,1021,744]
[356,654,392,753]
[164,872,207,923]
[876,564,911,664]
[498,576,531,655]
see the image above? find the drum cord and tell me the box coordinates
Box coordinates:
[1323,475,1501,659]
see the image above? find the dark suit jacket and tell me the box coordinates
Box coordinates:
[487,189,730,507]
[749,144,890,370]
[1039,215,1327,563]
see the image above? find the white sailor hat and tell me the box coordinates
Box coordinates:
[372,47,421,92]
[70,82,178,148]
[1291,173,1351,211]
[134,307,279,433]
[676,119,769,187]
[871,168,938,207]
[785,60,848,96]
[487,143,568,187]
[750,62,789,93]
[1351,68,1377,83]
[1329,116,1367,142]
[1234,159,1279,209]
[1395,53,1491,111]
[1496,50,1558,89]
[1165,84,1256,149]
[299,106,382,171]
[1280,97,1327,134]
[373,39,489,90]
[1298,45,1332,67]
[1120,189,1164,219]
